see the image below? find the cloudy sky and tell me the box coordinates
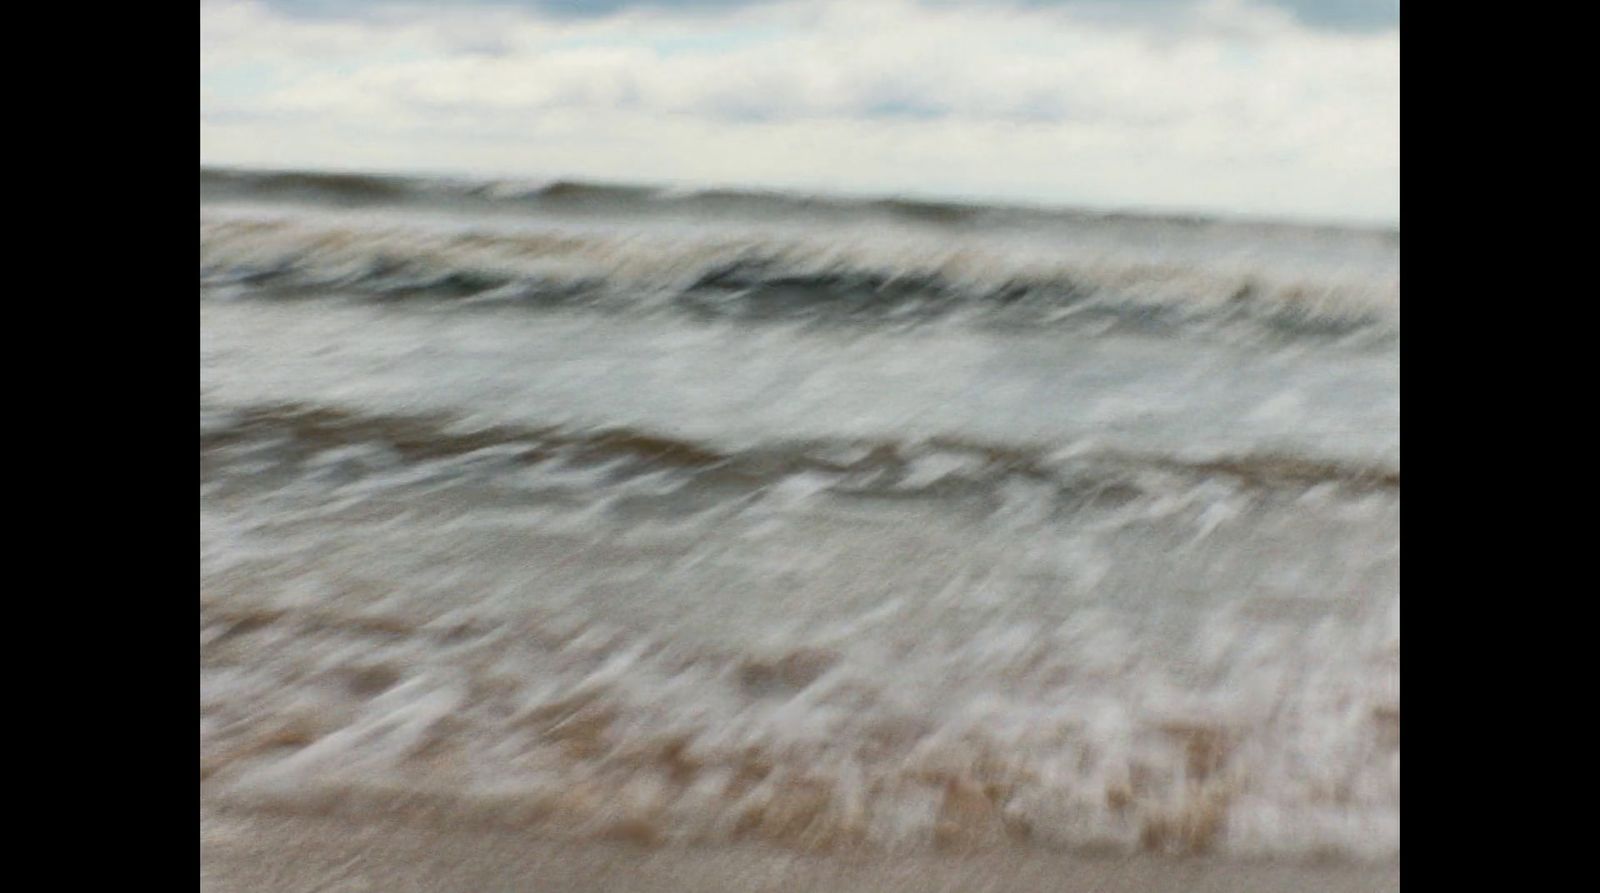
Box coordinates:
[200,0,1398,224]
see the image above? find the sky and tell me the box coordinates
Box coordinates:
[199,0,1399,225]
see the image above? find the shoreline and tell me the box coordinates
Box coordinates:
[201,799,1399,893]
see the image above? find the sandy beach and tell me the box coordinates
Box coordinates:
[201,797,1399,893]
[201,1,1400,887]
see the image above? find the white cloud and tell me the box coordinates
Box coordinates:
[200,0,1398,223]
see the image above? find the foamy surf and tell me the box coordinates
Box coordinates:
[201,168,1398,345]
[200,167,1398,865]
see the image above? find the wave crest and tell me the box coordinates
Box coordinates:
[200,213,1397,341]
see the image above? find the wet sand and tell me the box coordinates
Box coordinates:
[201,799,1399,893]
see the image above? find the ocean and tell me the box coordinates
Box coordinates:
[199,167,1399,864]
